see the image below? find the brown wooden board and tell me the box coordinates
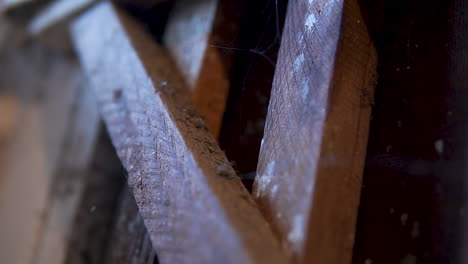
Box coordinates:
[108,0,244,259]
[72,3,289,264]
[253,0,377,263]
[352,0,468,263]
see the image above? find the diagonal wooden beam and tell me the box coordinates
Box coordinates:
[253,0,377,263]
[71,2,289,264]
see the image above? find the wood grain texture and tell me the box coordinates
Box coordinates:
[72,3,288,264]
[110,0,241,258]
[253,0,376,263]
[164,0,229,137]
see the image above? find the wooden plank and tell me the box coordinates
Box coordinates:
[253,0,377,263]
[163,0,229,137]
[0,39,82,264]
[107,1,241,257]
[28,0,98,35]
[34,76,102,264]
[105,186,157,264]
[0,0,48,15]
[0,94,18,143]
[72,3,288,264]
[64,129,125,264]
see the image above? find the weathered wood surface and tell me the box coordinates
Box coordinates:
[106,186,157,264]
[109,0,242,258]
[72,3,288,264]
[253,0,376,263]
[164,0,229,137]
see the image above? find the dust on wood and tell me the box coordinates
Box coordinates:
[253,0,377,263]
[72,3,289,263]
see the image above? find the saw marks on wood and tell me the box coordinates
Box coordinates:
[72,3,288,264]
[253,0,377,263]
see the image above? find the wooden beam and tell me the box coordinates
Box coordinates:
[72,3,288,264]
[163,0,230,137]
[253,0,377,263]
[33,75,102,264]
[0,38,82,264]
[28,0,98,35]
[109,0,242,258]
[106,186,157,264]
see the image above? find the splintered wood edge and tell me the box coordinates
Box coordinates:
[71,3,288,264]
[253,0,377,263]
[164,0,229,137]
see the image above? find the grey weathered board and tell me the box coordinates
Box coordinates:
[253,0,376,263]
[72,2,288,264]
[108,0,243,260]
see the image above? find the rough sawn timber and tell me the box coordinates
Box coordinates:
[72,2,289,264]
[253,0,377,263]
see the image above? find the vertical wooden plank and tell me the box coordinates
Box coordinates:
[164,0,229,137]
[34,77,102,264]
[0,39,82,264]
[72,3,288,264]
[253,0,376,263]
[28,0,98,35]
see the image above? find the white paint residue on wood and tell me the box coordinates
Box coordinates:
[287,215,305,247]
[294,53,305,73]
[256,161,275,196]
[305,13,317,31]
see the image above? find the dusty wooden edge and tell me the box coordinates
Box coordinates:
[253,0,377,263]
[163,0,229,137]
[72,2,289,264]
[111,0,237,258]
